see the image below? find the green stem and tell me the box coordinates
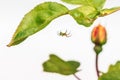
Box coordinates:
[73,74,81,80]
[96,54,100,78]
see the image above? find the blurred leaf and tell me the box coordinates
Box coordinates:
[7,2,69,47]
[99,61,120,80]
[100,7,120,17]
[43,54,80,75]
[69,6,99,27]
[61,0,106,10]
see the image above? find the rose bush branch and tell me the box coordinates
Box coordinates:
[7,0,120,47]
[6,0,120,80]
[91,24,107,78]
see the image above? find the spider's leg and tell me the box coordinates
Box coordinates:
[67,31,71,35]
[67,31,71,37]
[66,34,72,37]
[65,30,67,33]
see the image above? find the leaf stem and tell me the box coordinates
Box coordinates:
[73,74,81,80]
[96,54,100,78]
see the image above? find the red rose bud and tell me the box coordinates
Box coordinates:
[91,24,107,46]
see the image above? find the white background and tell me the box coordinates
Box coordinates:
[0,0,120,80]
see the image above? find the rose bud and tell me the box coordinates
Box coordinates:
[91,24,107,46]
[91,24,107,54]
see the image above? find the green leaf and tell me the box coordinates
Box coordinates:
[69,6,99,27]
[100,7,120,17]
[99,61,120,80]
[67,61,80,69]
[43,54,80,75]
[61,0,88,5]
[61,0,106,10]
[7,2,69,47]
[90,0,106,10]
